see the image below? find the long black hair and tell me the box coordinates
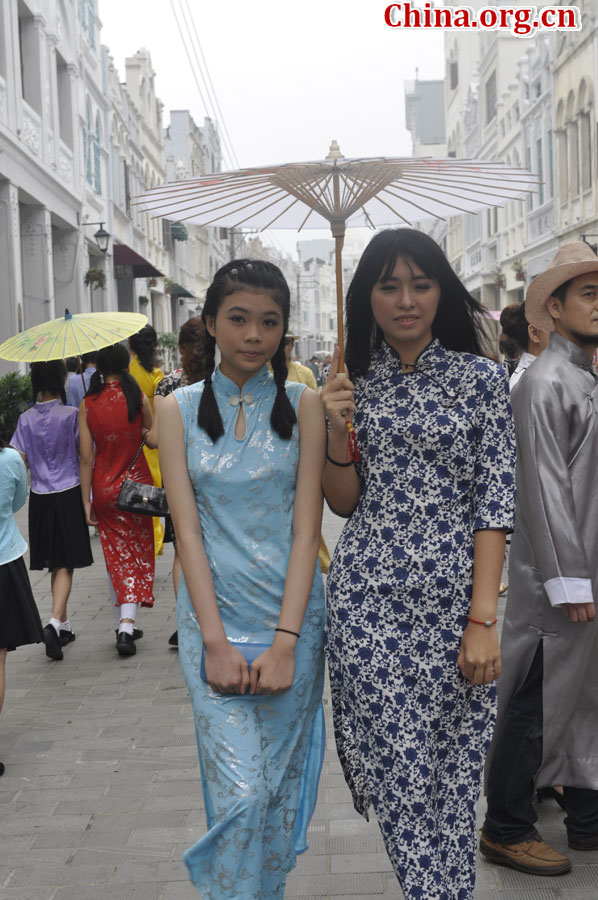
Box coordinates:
[88,343,142,423]
[345,229,490,378]
[30,360,67,405]
[129,324,158,373]
[199,259,296,442]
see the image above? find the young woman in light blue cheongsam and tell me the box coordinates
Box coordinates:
[159,260,326,900]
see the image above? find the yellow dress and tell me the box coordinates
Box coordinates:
[129,355,165,557]
[272,360,331,573]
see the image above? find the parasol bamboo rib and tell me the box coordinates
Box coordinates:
[148,185,292,224]
[399,171,539,195]
[381,183,496,217]
[141,182,289,218]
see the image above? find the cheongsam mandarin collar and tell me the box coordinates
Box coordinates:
[548,331,596,373]
[380,338,447,375]
[212,364,273,407]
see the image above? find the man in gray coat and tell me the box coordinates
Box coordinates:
[481,242,598,876]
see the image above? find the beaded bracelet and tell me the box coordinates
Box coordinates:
[275,627,300,639]
[467,615,498,627]
[326,453,354,467]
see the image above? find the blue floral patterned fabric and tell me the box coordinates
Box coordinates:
[326,340,515,900]
[174,365,326,899]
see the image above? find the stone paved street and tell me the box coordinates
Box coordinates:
[1,506,596,899]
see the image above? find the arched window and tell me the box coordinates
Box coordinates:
[566,90,579,198]
[556,100,568,203]
[94,113,102,194]
[578,80,592,192]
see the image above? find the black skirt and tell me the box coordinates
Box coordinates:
[0,556,44,650]
[29,485,94,571]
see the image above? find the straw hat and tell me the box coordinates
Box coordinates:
[526,242,598,332]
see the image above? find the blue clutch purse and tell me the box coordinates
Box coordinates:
[200,640,271,682]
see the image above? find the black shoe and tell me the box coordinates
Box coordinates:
[60,630,76,647]
[568,832,598,851]
[116,631,136,657]
[168,630,179,647]
[114,628,143,641]
[0,761,5,776]
[43,624,63,661]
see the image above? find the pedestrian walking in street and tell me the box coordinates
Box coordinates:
[480,242,598,876]
[66,351,97,408]
[506,301,550,391]
[499,304,526,378]
[129,325,165,557]
[322,228,516,900]
[79,343,155,657]
[10,361,93,660]
[145,317,208,649]
[159,259,326,899]
[0,434,44,775]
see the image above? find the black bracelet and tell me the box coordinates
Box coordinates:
[275,627,300,639]
[326,453,354,467]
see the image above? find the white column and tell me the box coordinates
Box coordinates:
[20,205,55,328]
[0,182,24,374]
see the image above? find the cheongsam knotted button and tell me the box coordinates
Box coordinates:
[229,392,254,407]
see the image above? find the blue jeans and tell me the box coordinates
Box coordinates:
[484,641,598,843]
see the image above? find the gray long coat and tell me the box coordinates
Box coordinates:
[493,332,598,790]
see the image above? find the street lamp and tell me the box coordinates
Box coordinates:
[81,219,111,253]
[93,223,110,253]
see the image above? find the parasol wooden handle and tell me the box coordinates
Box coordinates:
[333,230,345,369]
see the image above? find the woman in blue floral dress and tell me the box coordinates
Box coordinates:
[322,229,516,900]
[159,260,326,899]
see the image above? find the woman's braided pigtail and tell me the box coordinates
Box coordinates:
[270,341,297,440]
[197,331,224,442]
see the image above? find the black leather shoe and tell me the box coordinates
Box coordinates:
[60,630,76,647]
[43,624,63,661]
[0,761,5,776]
[114,628,143,641]
[168,630,179,647]
[568,832,598,851]
[116,632,136,656]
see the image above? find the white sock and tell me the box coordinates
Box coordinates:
[60,620,71,633]
[49,617,62,635]
[118,602,137,636]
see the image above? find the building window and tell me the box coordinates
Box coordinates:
[580,113,591,191]
[85,104,93,186]
[526,147,533,210]
[87,0,95,48]
[568,120,579,197]
[536,138,544,205]
[485,72,497,124]
[450,60,458,91]
[94,116,101,195]
[18,5,41,112]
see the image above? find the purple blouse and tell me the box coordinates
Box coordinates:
[10,400,81,494]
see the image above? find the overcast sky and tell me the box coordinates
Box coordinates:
[98,0,449,255]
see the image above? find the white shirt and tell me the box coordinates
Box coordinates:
[509,351,537,391]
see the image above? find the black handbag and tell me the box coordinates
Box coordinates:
[116,437,169,517]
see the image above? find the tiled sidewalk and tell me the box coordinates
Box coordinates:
[0,507,594,898]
